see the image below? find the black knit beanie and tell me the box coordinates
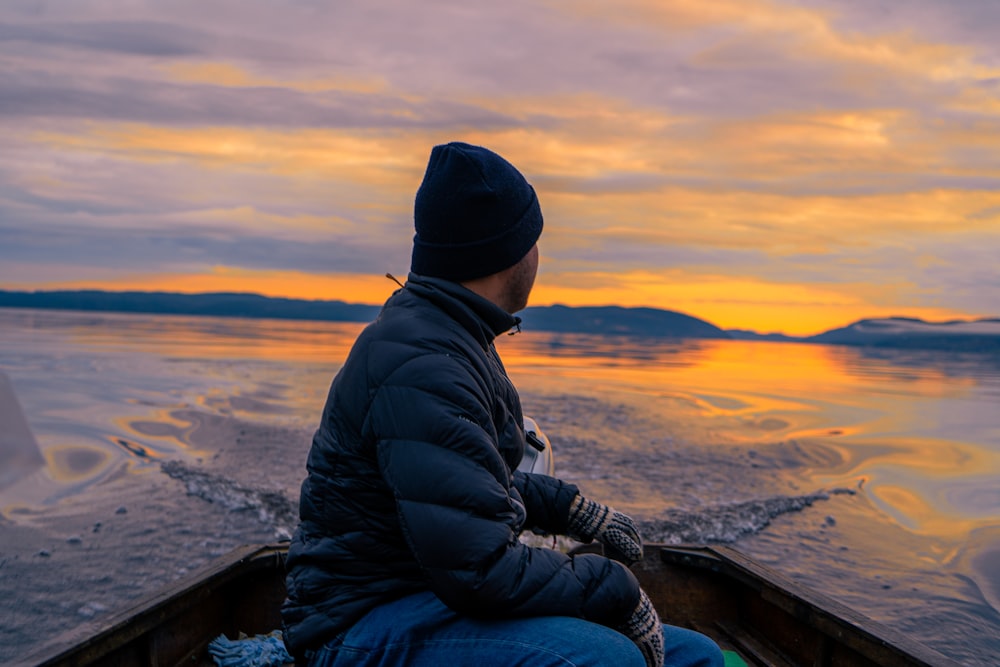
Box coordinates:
[411,142,543,282]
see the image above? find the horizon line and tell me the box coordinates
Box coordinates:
[2,287,999,340]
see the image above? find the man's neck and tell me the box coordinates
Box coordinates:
[460,274,510,313]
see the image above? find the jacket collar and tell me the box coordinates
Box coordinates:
[404,273,520,347]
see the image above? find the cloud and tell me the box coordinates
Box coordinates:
[0,219,407,276]
[1,0,998,332]
[791,0,1000,58]
[0,20,210,56]
[0,69,523,130]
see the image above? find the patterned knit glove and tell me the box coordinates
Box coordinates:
[566,494,643,565]
[618,588,665,667]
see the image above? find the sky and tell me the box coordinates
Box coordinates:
[1,0,999,336]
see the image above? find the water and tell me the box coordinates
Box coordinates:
[1,308,998,665]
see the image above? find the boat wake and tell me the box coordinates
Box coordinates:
[160,460,297,540]
[161,459,855,551]
[640,489,856,545]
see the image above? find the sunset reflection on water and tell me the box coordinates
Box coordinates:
[498,332,1000,541]
[2,308,999,662]
[51,310,366,363]
[2,307,998,545]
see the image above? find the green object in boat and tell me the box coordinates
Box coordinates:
[722,649,749,667]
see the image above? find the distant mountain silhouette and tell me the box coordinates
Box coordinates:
[520,304,729,338]
[0,290,381,323]
[807,317,1000,352]
[724,329,799,342]
[2,291,999,351]
[0,290,728,339]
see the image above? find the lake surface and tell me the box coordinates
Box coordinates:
[1,308,998,664]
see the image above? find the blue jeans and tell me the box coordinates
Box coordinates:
[307,590,724,667]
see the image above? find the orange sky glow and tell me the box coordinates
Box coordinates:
[1,1,998,336]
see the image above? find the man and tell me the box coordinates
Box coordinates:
[282,142,723,667]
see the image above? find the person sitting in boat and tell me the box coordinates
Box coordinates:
[281,141,724,667]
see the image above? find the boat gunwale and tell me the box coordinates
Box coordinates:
[17,543,963,667]
[17,544,286,667]
[649,544,963,667]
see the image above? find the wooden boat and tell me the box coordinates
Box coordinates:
[19,542,961,667]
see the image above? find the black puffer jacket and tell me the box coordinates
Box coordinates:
[281,274,640,654]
